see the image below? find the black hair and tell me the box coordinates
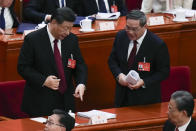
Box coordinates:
[126,10,147,27]
[53,109,75,131]
[171,91,194,117]
[51,7,76,24]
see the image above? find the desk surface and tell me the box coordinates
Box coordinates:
[0,101,196,131]
[0,101,168,131]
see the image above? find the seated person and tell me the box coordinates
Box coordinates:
[141,0,193,13]
[163,91,196,131]
[81,0,127,16]
[0,0,19,34]
[23,0,82,24]
[44,109,75,131]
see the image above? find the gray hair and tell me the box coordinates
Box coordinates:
[126,10,147,27]
[171,91,194,117]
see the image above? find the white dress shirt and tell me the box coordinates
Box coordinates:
[177,117,191,131]
[96,0,110,13]
[47,25,62,55]
[59,0,66,8]
[0,7,14,29]
[127,29,147,60]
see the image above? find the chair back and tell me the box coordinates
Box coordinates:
[0,80,29,119]
[161,66,191,102]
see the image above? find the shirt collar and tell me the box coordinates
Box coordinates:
[135,29,147,45]
[178,117,192,131]
[47,24,56,44]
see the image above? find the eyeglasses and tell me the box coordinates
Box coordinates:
[168,104,178,113]
[43,120,65,127]
[125,25,142,32]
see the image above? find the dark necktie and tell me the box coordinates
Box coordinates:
[128,40,137,68]
[98,0,107,13]
[54,39,67,94]
[0,8,5,29]
[175,127,179,131]
[61,0,65,7]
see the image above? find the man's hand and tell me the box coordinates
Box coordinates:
[128,79,144,90]
[43,75,60,90]
[45,15,52,22]
[118,73,129,87]
[73,84,86,101]
[0,28,4,34]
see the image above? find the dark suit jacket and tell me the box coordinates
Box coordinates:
[17,27,87,117]
[193,0,196,9]
[81,0,127,16]
[108,30,170,107]
[6,0,19,27]
[23,0,82,24]
[163,119,196,131]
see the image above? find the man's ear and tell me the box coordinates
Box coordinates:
[182,110,188,117]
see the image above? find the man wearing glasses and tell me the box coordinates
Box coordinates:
[163,91,196,131]
[44,109,75,131]
[108,10,170,107]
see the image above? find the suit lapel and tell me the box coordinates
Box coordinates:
[122,31,130,64]
[42,27,58,74]
[134,30,150,62]
[55,0,60,8]
[93,0,99,12]
[61,38,70,79]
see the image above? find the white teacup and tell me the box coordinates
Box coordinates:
[80,17,92,30]
[175,9,186,20]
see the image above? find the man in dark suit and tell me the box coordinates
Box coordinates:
[108,10,170,107]
[0,0,19,34]
[81,0,127,16]
[44,109,75,131]
[23,0,82,24]
[18,7,87,117]
[163,91,196,131]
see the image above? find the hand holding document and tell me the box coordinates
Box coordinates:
[125,70,140,85]
[96,12,120,20]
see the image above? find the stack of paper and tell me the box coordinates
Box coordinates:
[77,110,116,119]
[96,12,120,20]
[125,70,140,85]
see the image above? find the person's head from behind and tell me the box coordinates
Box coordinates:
[125,10,147,41]
[0,0,13,7]
[168,91,194,127]
[44,109,75,131]
[49,7,76,40]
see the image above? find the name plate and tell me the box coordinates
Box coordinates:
[149,16,165,26]
[99,22,115,31]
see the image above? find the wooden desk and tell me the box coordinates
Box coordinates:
[1,15,196,112]
[0,101,196,131]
